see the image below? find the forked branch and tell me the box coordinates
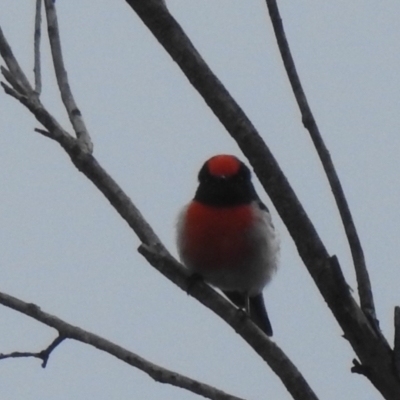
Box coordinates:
[0,10,319,400]
[43,0,93,152]
[0,335,65,368]
[124,1,399,398]
[264,0,375,323]
[0,291,245,400]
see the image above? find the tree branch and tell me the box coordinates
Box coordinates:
[263,0,375,323]
[123,1,400,398]
[394,307,400,380]
[0,291,245,400]
[26,117,324,400]
[43,0,93,153]
[0,335,65,368]
[34,0,42,94]
[1,3,397,399]
[139,245,320,400]
[0,27,33,94]
[0,21,319,400]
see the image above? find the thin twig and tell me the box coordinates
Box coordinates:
[0,81,73,146]
[1,66,28,94]
[0,292,244,400]
[0,28,75,145]
[263,0,375,322]
[0,335,65,368]
[0,19,167,249]
[0,27,33,94]
[34,0,42,94]
[43,0,93,153]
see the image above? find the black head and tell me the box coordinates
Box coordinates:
[194,155,257,207]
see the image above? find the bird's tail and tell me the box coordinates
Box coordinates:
[249,294,273,336]
[223,291,273,336]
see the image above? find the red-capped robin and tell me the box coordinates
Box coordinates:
[176,154,279,336]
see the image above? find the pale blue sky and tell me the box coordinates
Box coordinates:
[1,1,399,399]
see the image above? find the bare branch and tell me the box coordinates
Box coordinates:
[0,335,65,368]
[0,21,160,248]
[34,128,53,138]
[394,307,400,379]
[9,94,323,397]
[22,124,322,397]
[1,80,25,101]
[0,23,320,399]
[5,68,321,397]
[34,0,42,94]
[0,80,73,146]
[0,28,33,94]
[0,4,397,399]
[43,0,93,153]
[123,2,400,398]
[140,245,320,400]
[263,0,375,322]
[0,292,245,400]
[1,66,28,94]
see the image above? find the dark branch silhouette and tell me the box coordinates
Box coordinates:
[43,0,93,152]
[0,291,246,400]
[0,1,398,399]
[123,1,400,398]
[263,0,375,324]
[394,307,400,380]
[0,5,319,400]
[0,335,65,368]
[33,0,42,94]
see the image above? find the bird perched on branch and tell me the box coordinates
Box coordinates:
[176,154,279,336]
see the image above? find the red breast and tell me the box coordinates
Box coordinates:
[180,201,255,270]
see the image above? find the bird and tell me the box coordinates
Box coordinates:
[176,154,279,336]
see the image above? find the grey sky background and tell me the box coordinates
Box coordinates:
[0,1,399,399]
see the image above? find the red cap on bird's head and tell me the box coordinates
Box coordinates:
[195,154,256,207]
[206,155,241,178]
